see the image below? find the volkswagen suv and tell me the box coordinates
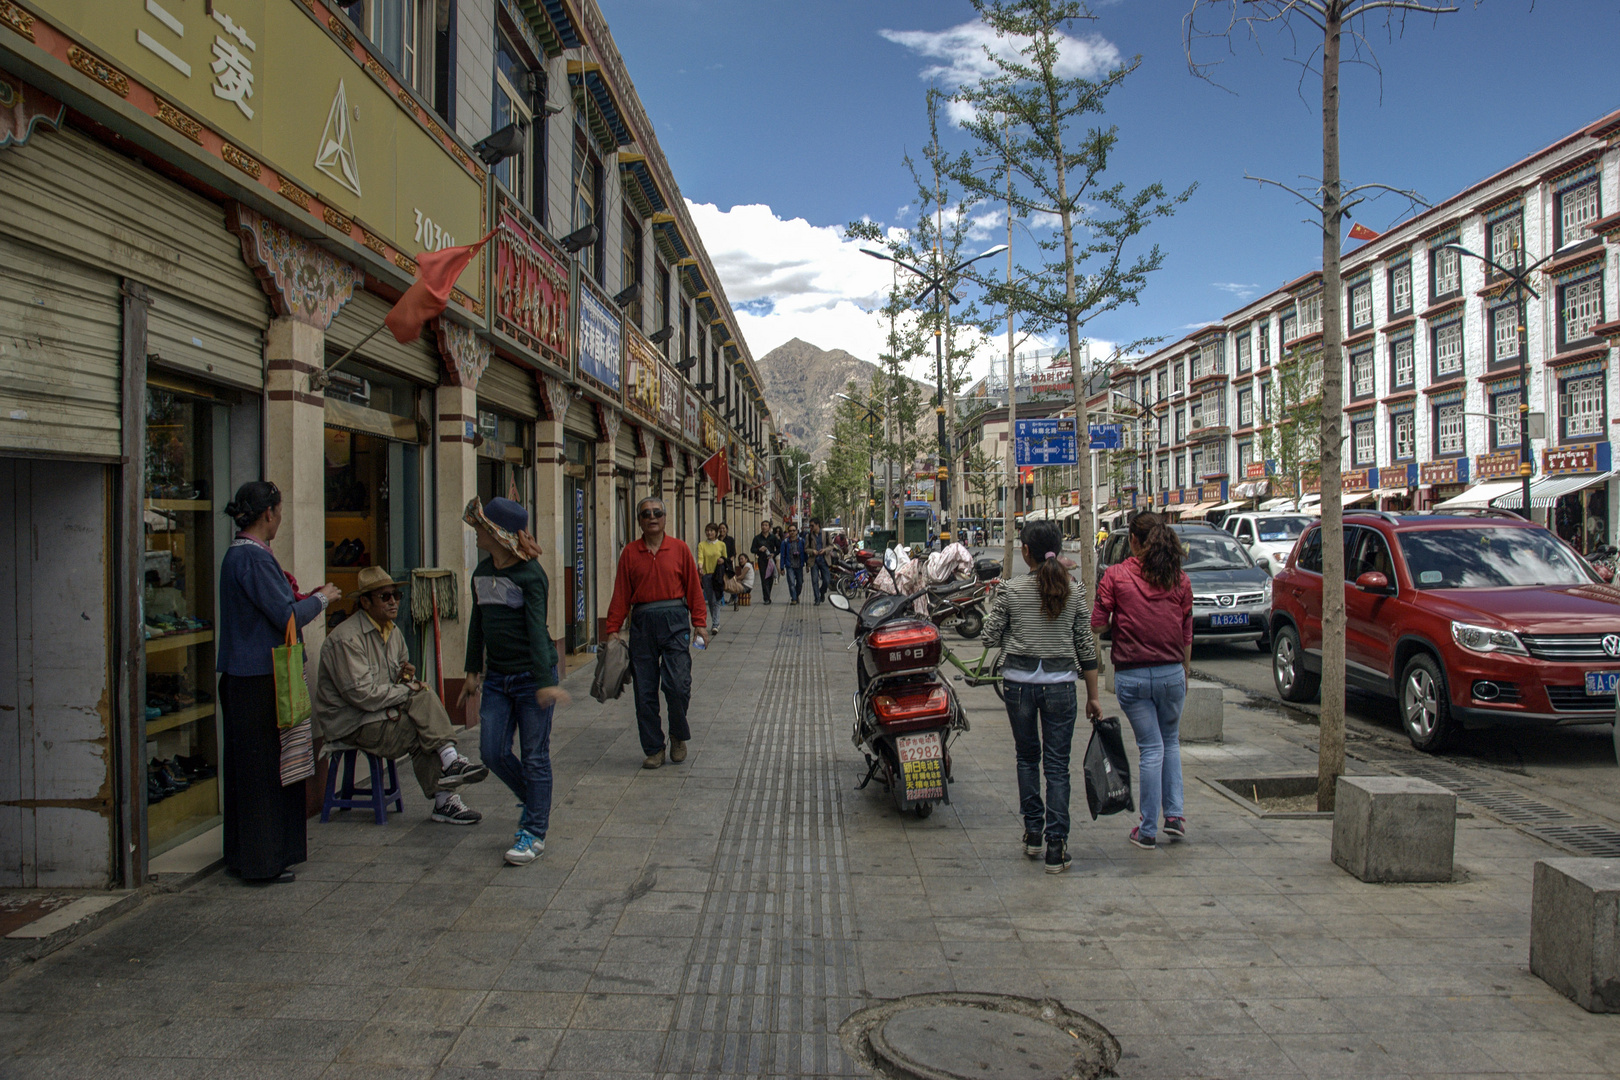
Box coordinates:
[1268,510,1620,752]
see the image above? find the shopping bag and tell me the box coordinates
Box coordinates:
[1083,716,1135,820]
[272,614,311,730]
[723,574,744,596]
[763,557,775,580]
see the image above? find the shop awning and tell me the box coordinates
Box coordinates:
[1435,479,1525,510]
[1171,500,1219,517]
[1492,471,1616,509]
[1299,493,1322,508]
[1370,487,1409,500]
[1260,496,1299,511]
[1024,508,1049,521]
[1210,500,1248,512]
[1342,490,1377,507]
[1056,505,1082,520]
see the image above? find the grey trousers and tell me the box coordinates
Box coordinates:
[348,689,456,797]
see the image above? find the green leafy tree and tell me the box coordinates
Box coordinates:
[1264,343,1324,507]
[954,0,1193,589]
[964,446,1001,524]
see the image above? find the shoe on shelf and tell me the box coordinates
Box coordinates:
[1163,817,1187,840]
[440,759,489,787]
[1023,832,1043,858]
[504,829,543,865]
[1045,839,1072,874]
[1128,826,1157,850]
[642,749,665,770]
[670,740,687,763]
[431,793,481,825]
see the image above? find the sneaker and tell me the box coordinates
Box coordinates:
[504,829,543,865]
[1022,831,1043,858]
[439,758,489,787]
[1128,826,1157,850]
[431,793,481,825]
[642,749,665,770]
[669,740,687,763]
[1044,839,1072,874]
[1163,817,1187,840]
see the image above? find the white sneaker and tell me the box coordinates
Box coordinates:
[504,829,544,866]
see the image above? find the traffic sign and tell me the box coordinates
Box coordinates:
[1089,423,1122,450]
[1014,418,1077,467]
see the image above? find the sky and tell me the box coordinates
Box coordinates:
[599,0,1620,386]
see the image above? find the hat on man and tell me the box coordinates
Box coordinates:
[348,565,400,598]
[463,496,528,556]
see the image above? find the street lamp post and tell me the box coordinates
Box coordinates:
[1442,240,1553,519]
[862,244,1006,541]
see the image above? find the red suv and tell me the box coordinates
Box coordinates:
[1268,510,1620,751]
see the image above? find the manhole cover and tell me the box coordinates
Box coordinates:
[840,993,1119,1080]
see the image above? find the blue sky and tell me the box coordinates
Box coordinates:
[600,0,1620,381]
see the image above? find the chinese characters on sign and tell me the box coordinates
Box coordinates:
[576,281,622,395]
[1419,458,1469,486]
[574,486,586,623]
[658,360,682,433]
[683,389,701,445]
[625,329,661,422]
[1544,443,1606,476]
[1475,449,1523,480]
[491,191,570,368]
[209,9,256,118]
[701,408,722,452]
[1014,418,1077,467]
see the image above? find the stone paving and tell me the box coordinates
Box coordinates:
[2,597,1619,1078]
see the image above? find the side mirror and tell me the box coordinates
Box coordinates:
[1354,571,1394,595]
[828,592,851,611]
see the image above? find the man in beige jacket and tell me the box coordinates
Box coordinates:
[315,567,488,824]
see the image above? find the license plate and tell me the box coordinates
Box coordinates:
[1585,671,1620,695]
[1210,613,1249,627]
[895,732,944,801]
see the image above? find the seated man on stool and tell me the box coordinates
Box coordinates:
[315,566,488,824]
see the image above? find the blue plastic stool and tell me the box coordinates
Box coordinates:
[320,745,403,825]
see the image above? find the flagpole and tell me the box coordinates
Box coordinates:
[312,321,387,388]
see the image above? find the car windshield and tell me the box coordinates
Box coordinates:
[1181,532,1253,571]
[1398,527,1593,589]
[1256,516,1311,543]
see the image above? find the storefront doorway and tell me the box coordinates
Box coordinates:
[1554,485,1609,554]
[476,408,532,512]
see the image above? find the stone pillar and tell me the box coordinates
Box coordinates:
[633,433,652,517]
[436,383,479,710]
[264,318,329,666]
[536,376,572,653]
[594,406,621,643]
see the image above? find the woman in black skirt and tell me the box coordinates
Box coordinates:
[216,482,340,882]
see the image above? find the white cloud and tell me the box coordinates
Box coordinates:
[1212,282,1261,300]
[879,20,1122,89]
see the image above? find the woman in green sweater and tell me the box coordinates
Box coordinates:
[457,498,569,866]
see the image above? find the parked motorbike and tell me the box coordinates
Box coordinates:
[923,557,1003,638]
[828,589,968,819]
[1587,544,1619,582]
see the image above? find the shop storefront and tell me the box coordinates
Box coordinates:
[1493,443,1616,554]
[475,357,540,513]
[1419,457,1470,511]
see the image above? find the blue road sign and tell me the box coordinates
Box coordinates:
[1089,423,1123,450]
[1015,418,1078,467]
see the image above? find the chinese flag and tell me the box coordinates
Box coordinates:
[1348,223,1380,242]
[384,230,496,343]
[702,450,731,499]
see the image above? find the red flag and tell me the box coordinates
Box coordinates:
[701,450,731,499]
[385,230,496,343]
[1348,222,1380,242]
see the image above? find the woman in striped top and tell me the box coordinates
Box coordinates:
[981,521,1102,874]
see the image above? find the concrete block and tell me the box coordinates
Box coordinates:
[1181,680,1223,742]
[1331,776,1455,883]
[1531,858,1620,1012]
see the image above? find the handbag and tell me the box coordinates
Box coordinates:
[272,614,312,730]
[723,574,744,596]
[1083,716,1135,820]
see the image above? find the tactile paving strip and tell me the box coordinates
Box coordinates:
[659,608,863,1077]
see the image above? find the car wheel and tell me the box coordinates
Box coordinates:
[1400,653,1455,753]
[1272,625,1319,703]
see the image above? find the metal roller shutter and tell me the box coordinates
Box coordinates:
[147,290,264,392]
[616,421,637,471]
[0,234,122,459]
[327,291,440,385]
[564,398,598,440]
[477,357,539,419]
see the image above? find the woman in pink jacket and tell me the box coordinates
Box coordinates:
[1092,512,1194,849]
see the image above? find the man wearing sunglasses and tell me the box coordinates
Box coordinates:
[315,566,487,825]
[605,497,709,769]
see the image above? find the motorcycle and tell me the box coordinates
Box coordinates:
[923,557,1003,639]
[1587,544,1619,582]
[828,589,968,819]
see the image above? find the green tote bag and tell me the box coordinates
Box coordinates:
[272,614,312,729]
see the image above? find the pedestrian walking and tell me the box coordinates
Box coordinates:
[716,523,737,609]
[1091,511,1193,850]
[605,497,709,769]
[982,521,1102,874]
[779,523,808,604]
[696,523,727,633]
[457,497,569,867]
[216,481,341,884]
[807,517,831,604]
[751,519,779,604]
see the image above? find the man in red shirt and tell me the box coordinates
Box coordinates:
[606,496,709,769]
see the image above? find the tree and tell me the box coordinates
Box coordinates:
[955,0,1193,591]
[1264,342,1324,505]
[817,382,878,529]
[964,446,1001,524]
[1186,0,1455,810]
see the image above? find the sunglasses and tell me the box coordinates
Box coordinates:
[639,509,666,519]
[370,590,403,602]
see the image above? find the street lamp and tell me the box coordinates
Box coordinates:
[1440,240,1554,519]
[768,454,815,526]
[861,243,1007,539]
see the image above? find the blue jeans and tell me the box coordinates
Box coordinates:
[783,564,803,601]
[700,575,721,629]
[479,669,556,839]
[1002,679,1077,841]
[1114,664,1186,839]
[811,561,831,602]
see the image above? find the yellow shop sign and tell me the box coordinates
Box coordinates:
[21,0,485,297]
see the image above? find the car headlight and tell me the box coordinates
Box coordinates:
[1450,621,1528,656]
[1262,578,1273,603]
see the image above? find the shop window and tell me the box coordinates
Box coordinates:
[1492,390,1521,450]
[1560,275,1603,348]
[1434,402,1465,457]
[1388,262,1413,317]
[1560,374,1605,440]
[476,408,533,511]
[1391,337,1415,388]
[143,387,223,853]
[1392,412,1415,461]
[1557,179,1600,248]
[1430,245,1461,302]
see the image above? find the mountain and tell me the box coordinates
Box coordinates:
[755,338,933,461]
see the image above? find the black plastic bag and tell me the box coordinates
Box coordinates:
[1083,717,1134,820]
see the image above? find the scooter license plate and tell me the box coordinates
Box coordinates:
[1584,671,1620,695]
[895,732,944,801]
[1210,613,1248,627]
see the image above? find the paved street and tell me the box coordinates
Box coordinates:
[4,597,1620,1079]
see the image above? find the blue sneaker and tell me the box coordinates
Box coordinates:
[504,829,543,866]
